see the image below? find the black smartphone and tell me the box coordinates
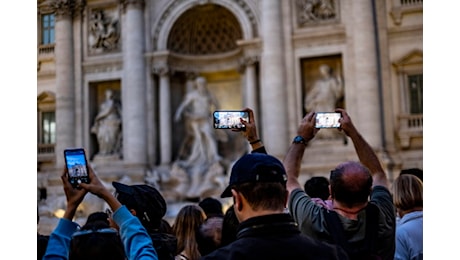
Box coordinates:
[315,112,341,128]
[64,148,90,188]
[213,110,249,130]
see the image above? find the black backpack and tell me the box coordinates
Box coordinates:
[324,203,381,260]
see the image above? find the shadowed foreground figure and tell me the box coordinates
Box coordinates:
[284,108,396,259]
[201,152,347,259]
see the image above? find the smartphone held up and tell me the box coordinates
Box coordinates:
[64,148,90,188]
[213,110,249,130]
[315,112,341,128]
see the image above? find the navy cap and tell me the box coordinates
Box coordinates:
[221,153,287,198]
[112,182,166,228]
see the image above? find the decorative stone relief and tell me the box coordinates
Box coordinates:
[88,8,120,54]
[296,0,338,26]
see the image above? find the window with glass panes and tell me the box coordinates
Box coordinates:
[408,74,422,114]
[42,112,56,144]
[41,14,55,45]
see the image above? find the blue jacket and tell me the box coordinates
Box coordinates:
[43,205,158,260]
[394,211,423,260]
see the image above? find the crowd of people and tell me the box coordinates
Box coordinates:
[39,107,423,260]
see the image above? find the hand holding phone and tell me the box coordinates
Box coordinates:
[315,112,341,128]
[64,148,90,188]
[213,110,249,130]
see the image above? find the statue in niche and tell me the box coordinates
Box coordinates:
[171,76,224,199]
[297,0,336,25]
[304,64,344,140]
[89,10,119,52]
[174,76,221,166]
[91,89,122,157]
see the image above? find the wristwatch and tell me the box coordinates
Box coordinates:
[292,135,307,146]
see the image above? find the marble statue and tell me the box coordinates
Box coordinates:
[174,76,220,166]
[171,76,224,199]
[91,89,122,156]
[304,64,344,139]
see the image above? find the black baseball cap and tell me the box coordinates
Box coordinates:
[112,182,166,228]
[221,153,287,198]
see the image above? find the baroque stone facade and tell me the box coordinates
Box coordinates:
[37,0,423,234]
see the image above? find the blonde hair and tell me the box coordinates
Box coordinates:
[392,174,423,211]
[172,204,206,260]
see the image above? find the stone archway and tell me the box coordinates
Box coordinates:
[167,4,242,55]
[151,2,258,201]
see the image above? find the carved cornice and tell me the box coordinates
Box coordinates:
[82,59,123,74]
[392,49,423,73]
[152,66,169,76]
[73,0,86,17]
[390,3,422,26]
[120,0,145,12]
[292,25,346,48]
[238,55,258,73]
[45,0,86,18]
[168,49,241,73]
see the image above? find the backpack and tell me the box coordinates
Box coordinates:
[324,203,381,260]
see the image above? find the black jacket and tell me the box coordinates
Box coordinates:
[149,232,178,260]
[201,213,348,260]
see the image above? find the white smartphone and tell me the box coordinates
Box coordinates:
[213,110,249,130]
[315,112,341,128]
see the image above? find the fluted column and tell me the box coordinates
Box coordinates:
[52,0,75,166]
[242,57,258,110]
[121,0,147,165]
[241,56,258,118]
[155,67,172,165]
[349,1,381,147]
[260,0,288,157]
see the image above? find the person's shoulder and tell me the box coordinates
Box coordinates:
[370,186,393,204]
[200,243,234,259]
[292,233,350,259]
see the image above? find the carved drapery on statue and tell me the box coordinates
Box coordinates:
[304,63,345,140]
[166,76,226,200]
[91,89,122,158]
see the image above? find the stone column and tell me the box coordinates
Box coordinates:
[52,0,75,166]
[121,0,147,166]
[260,0,288,157]
[239,56,259,152]
[349,1,381,147]
[241,56,259,119]
[155,66,172,165]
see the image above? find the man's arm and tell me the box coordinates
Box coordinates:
[336,108,389,188]
[234,107,267,154]
[283,112,318,195]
